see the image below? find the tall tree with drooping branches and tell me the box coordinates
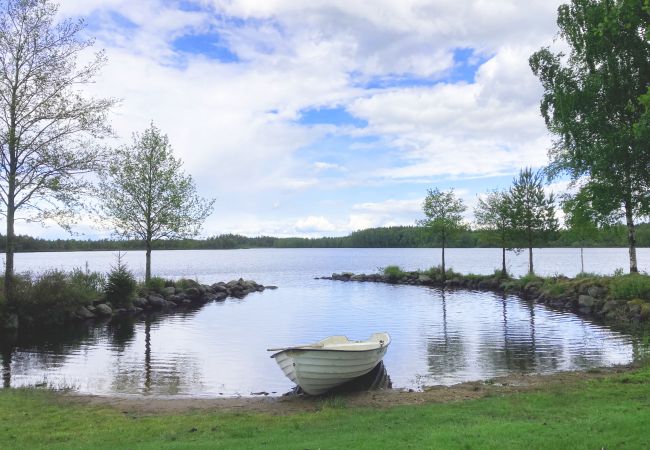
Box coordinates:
[530,0,650,273]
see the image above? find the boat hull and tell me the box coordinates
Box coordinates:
[273,345,389,395]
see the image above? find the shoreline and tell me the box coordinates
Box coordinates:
[319,269,650,330]
[59,363,636,415]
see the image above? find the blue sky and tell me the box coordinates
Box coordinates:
[22,0,567,239]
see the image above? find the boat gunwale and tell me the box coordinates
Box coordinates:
[269,333,391,359]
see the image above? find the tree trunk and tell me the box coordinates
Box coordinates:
[4,204,15,302]
[501,247,507,277]
[580,247,584,274]
[624,201,638,273]
[441,236,446,282]
[528,232,534,275]
[145,240,152,283]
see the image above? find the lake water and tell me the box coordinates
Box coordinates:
[1,248,648,397]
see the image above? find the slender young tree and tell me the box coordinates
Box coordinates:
[418,188,466,281]
[562,190,600,274]
[99,124,214,283]
[474,190,513,277]
[509,168,558,275]
[0,0,116,302]
[529,0,650,273]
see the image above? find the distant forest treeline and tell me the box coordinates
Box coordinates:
[1,224,650,252]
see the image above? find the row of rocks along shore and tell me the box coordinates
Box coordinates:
[75,278,277,320]
[319,271,648,327]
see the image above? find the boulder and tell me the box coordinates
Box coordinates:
[265,285,278,290]
[162,287,176,297]
[184,287,201,299]
[133,297,148,308]
[148,295,166,308]
[95,303,112,316]
[214,292,228,301]
[587,286,607,299]
[211,283,228,293]
[75,306,95,320]
[165,301,177,309]
[602,300,621,315]
[418,275,432,284]
[578,295,596,308]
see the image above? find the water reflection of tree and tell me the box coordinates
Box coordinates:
[1,345,12,388]
[110,316,203,395]
[477,296,560,374]
[2,321,107,379]
[426,289,467,376]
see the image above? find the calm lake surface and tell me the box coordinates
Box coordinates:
[1,248,648,397]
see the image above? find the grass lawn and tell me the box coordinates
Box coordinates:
[1,365,649,449]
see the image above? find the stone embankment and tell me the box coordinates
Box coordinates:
[319,271,649,328]
[74,278,277,321]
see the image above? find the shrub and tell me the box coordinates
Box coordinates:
[609,274,650,300]
[146,276,167,292]
[176,278,200,290]
[382,265,405,280]
[11,270,100,326]
[105,256,136,308]
[575,272,599,279]
[419,265,462,282]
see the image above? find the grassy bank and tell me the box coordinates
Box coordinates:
[1,364,649,449]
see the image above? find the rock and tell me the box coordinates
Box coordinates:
[165,301,177,308]
[578,295,595,307]
[214,292,228,301]
[265,285,278,290]
[602,300,620,315]
[587,286,607,299]
[184,287,201,299]
[211,283,228,293]
[418,275,432,284]
[162,287,176,297]
[86,305,97,313]
[148,295,166,308]
[76,306,95,320]
[133,297,147,308]
[351,274,366,281]
[95,304,112,316]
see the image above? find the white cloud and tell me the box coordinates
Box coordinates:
[294,216,336,233]
[26,0,573,238]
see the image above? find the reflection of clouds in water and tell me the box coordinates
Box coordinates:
[1,248,644,395]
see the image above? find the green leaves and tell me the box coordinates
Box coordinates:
[418,188,467,242]
[99,123,215,280]
[530,0,650,272]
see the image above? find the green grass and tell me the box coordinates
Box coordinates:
[609,274,650,300]
[1,365,649,449]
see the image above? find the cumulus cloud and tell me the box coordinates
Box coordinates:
[18,0,571,238]
[295,216,336,233]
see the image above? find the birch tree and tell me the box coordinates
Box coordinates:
[530,0,650,273]
[0,0,116,301]
[418,188,466,281]
[99,124,214,283]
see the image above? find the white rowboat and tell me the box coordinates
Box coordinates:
[268,332,390,395]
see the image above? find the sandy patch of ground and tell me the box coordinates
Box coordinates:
[62,365,634,416]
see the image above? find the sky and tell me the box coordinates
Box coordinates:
[21,0,567,239]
